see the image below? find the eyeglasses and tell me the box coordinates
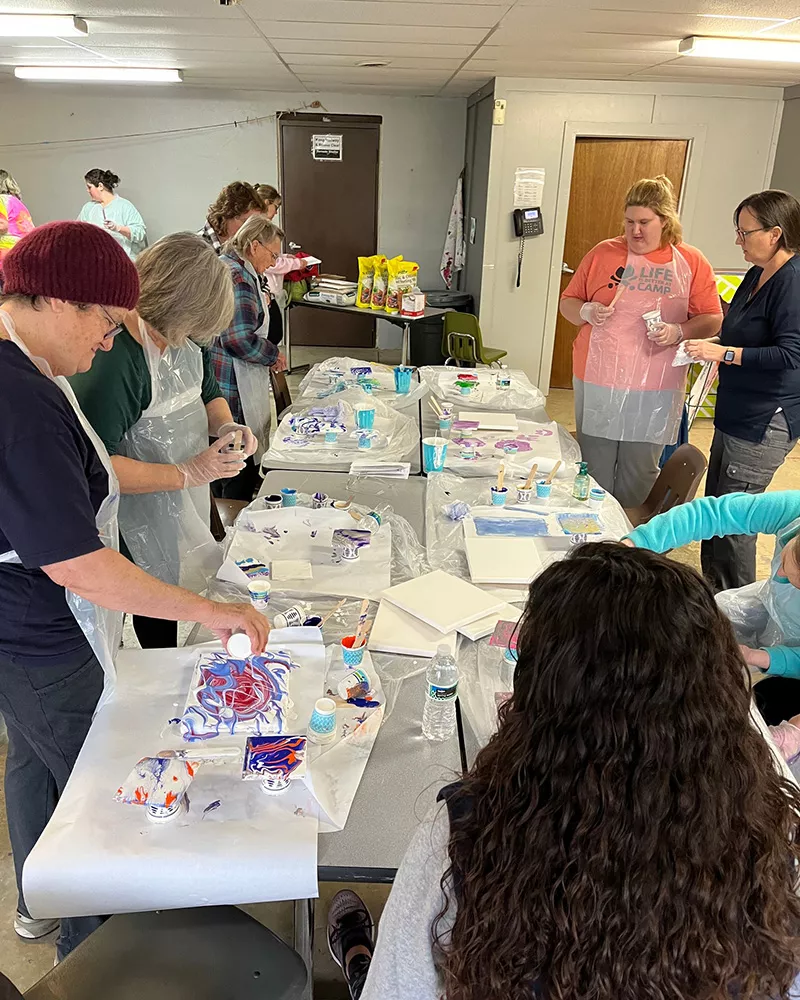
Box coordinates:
[98,305,125,340]
[735,226,768,241]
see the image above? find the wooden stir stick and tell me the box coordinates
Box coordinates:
[497,463,505,492]
[524,463,539,490]
[545,460,561,485]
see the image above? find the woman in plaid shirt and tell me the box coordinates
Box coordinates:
[210,214,288,501]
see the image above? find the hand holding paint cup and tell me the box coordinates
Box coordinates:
[642,308,662,340]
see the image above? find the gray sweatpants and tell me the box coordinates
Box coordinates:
[575,430,662,508]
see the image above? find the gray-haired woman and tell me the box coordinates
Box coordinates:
[209,214,288,501]
[70,232,260,648]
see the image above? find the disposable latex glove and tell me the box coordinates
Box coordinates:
[272,352,288,373]
[176,432,246,487]
[217,421,258,459]
[647,321,683,346]
[104,219,122,233]
[579,301,614,327]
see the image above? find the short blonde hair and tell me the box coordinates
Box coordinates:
[135,232,234,347]
[224,215,285,259]
[0,170,21,198]
[625,174,682,247]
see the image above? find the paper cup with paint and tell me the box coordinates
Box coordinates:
[503,442,519,455]
[490,486,508,507]
[457,382,474,396]
[438,415,453,435]
[516,485,533,504]
[341,636,366,668]
[423,436,448,474]
[264,494,282,509]
[338,667,370,699]
[280,487,297,507]
[642,308,662,339]
[273,604,307,629]
[303,615,323,628]
[311,491,328,509]
[355,405,376,430]
[226,630,253,658]
[535,478,552,500]
[393,365,413,395]
[357,431,373,450]
[588,486,606,510]
[325,429,340,444]
[461,443,477,461]
[247,580,271,611]
[332,528,371,561]
[308,697,337,744]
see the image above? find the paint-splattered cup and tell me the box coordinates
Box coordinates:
[516,486,533,504]
[588,487,606,510]
[341,636,367,667]
[281,487,297,507]
[491,486,508,506]
[356,405,376,430]
[394,366,413,394]
[308,697,337,744]
[311,492,328,509]
[422,436,448,473]
[536,479,552,500]
[264,494,282,509]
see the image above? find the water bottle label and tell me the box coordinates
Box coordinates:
[428,682,457,702]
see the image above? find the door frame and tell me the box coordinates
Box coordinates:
[539,121,708,393]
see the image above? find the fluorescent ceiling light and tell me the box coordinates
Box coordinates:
[15,66,183,83]
[679,35,800,63]
[0,15,88,36]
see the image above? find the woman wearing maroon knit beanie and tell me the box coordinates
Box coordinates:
[0,222,269,962]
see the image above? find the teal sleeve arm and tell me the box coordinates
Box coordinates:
[626,491,800,552]
[766,645,800,680]
[201,349,223,404]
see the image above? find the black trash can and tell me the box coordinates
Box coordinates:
[409,290,475,366]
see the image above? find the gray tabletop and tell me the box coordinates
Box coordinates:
[264,397,424,476]
[258,471,461,879]
[291,299,448,326]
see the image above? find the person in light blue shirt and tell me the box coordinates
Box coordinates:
[77,168,146,259]
[625,490,800,724]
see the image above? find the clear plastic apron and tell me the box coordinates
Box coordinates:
[717,517,800,650]
[578,246,692,445]
[232,259,273,464]
[116,319,221,592]
[0,312,122,701]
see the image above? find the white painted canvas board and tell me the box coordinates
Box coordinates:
[457,603,523,641]
[217,507,391,600]
[381,569,506,634]
[447,419,563,480]
[23,638,325,919]
[458,410,519,432]
[464,536,543,585]
[368,600,457,658]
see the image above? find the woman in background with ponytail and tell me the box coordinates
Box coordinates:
[78,167,146,259]
[560,174,721,508]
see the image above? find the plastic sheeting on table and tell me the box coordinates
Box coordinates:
[424,472,632,589]
[420,365,545,412]
[445,418,577,481]
[297,356,427,411]
[262,388,419,468]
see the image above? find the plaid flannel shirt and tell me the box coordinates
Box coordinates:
[198,218,223,254]
[209,250,279,424]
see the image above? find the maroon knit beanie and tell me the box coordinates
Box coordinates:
[3,221,139,309]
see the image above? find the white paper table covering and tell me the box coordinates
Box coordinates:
[23,634,333,918]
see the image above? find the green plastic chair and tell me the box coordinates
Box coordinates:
[442,312,507,367]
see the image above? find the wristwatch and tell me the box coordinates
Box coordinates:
[723,349,736,364]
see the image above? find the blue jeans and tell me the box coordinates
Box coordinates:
[0,642,104,959]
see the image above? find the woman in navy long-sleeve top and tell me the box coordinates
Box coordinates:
[684,189,800,593]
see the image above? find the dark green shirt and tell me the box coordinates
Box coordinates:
[69,327,223,455]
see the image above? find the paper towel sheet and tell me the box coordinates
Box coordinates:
[24,636,325,919]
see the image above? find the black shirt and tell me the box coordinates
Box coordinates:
[0,340,108,659]
[716,255,800,443]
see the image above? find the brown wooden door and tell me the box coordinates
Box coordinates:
[280,113,380,348]
[549,137,689,388]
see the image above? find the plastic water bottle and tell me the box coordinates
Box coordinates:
[422,645,459,741]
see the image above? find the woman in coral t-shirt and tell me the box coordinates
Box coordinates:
[560,175,722,507]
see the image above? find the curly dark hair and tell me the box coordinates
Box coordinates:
[437,542,800,1000]
[84,168,120,191]
[207,181,265,237]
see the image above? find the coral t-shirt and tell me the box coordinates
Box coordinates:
[562,237,721,381]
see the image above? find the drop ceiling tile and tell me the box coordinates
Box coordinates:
[273,38,475,56]
[473,46,670,65]
[286,53,464,68]
[81,33,272,52]
[259,22,486,43]
[481,34,678,54]
[498,8,789,36]
[254,1,504,27]
[3,0,237,16]
[474,60,647,77]
[297,66,453,80]
[512,0,798,13]
[633,62,800,85]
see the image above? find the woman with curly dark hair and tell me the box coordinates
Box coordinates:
[333,543,800,1000]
